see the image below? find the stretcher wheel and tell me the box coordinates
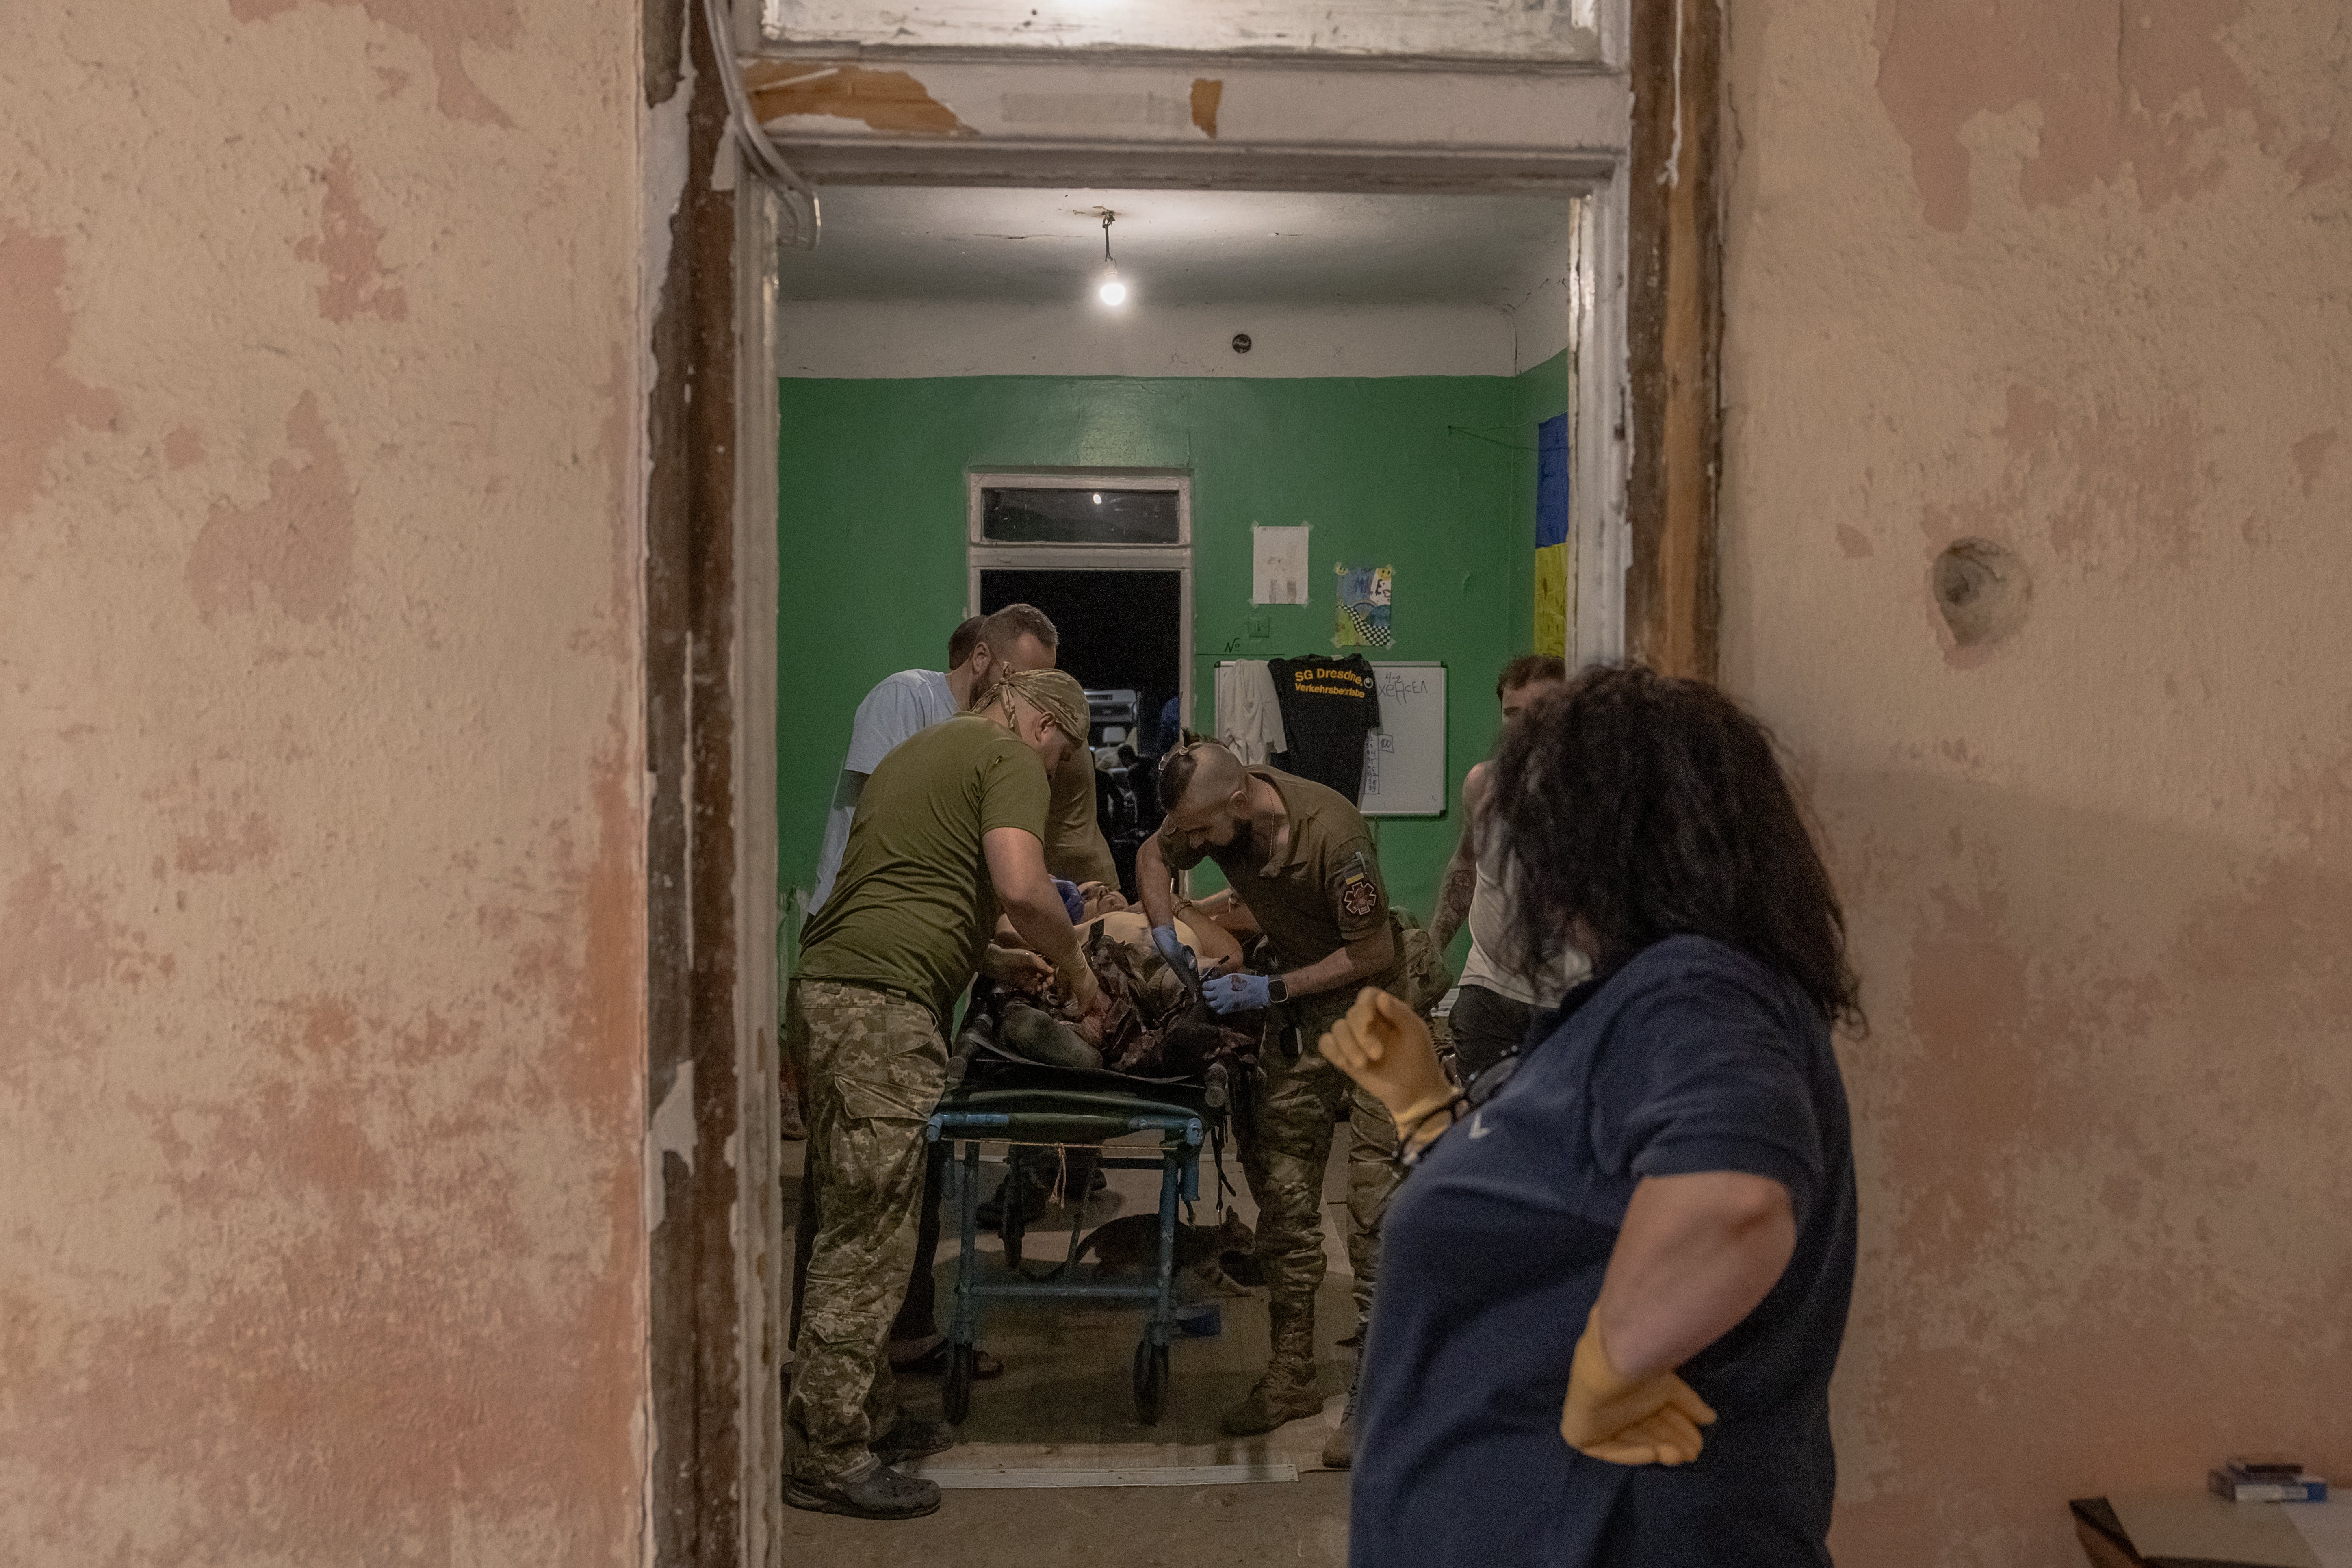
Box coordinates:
[944,1342,975,1425]
[1132,1338,1170,1425]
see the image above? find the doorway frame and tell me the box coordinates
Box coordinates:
[705,3,1726,1558]
[965,468,1196,741]
[741,159,1611,1568]
[739,157,1616,1568]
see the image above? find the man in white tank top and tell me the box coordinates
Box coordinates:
[1428,656,1589,1078]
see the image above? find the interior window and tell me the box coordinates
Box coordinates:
[980,487,1182,545]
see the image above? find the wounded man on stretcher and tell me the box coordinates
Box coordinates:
[966,881,1263,1081]
[964,884,1267,1231]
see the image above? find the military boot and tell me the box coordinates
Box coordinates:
[1221,1303,1324,1436]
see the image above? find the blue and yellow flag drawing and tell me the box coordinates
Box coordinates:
[1534,412,1570,658]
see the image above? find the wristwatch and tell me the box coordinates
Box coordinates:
[1266,976,1289,1005]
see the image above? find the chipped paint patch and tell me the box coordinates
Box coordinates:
[1921,383,2204,600]
[186,392,356,624]
[2285,137,2343,189]
[228,0,521,126]
[2035,405,2200,565]
[0,226,120,528]
[2293,429,2337,494]
[161,427,205,470]
[295,146,408,323]
[743,61,976,137]
[0,857,160,1023]
[1874,0,2275,230]
[1190,78,1224,139]
[1836,523,1873,558]
[173,811,277,875]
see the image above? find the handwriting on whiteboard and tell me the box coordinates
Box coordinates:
[1358,663,1445,815]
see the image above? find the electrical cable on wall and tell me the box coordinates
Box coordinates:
[698,0,821,249]
[1096,211,1126,306]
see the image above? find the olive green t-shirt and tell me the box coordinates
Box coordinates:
[1045,744,1119,888]
[1153,766,1400,982]
[799,715,1052,1021]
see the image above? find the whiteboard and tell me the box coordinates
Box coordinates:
[1360,662,1446,817]
[1213,659,1448,816]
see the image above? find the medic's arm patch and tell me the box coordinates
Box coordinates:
[1331,850,1383,928]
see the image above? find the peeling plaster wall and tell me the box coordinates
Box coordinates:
[0,2,646,1564]
[1717,1,2350,1563]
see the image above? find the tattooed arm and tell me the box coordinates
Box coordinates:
[1428,762,1491,953]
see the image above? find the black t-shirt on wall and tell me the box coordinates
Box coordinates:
[1269,655,1383,804]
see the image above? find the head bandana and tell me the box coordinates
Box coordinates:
[994,667,1090,748]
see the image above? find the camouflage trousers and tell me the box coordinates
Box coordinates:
[1251,1020,1392,1335]
[784,979,948,1481]
[1239,920,1452,1339]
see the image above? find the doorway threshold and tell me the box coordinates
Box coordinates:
[906,1460,1301,1489]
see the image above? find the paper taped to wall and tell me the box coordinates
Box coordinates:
[1333,564,1394,648]
[1252,525,1310,605]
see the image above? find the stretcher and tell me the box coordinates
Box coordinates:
[927,1067,1217,1426]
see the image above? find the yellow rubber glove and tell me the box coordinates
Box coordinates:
[1560,1310,1718,1466]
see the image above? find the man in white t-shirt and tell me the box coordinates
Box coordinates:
[807,617,988,913]
[812,605,1118,917]
[1428,655,1590,1080]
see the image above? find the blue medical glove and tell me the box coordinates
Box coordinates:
[1152,924,1203,995]
[1053,878,1086,922]
[1203,972,1272,1015]
[1151,924,1189,968]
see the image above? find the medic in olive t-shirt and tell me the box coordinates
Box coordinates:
[798,714,1054,1025]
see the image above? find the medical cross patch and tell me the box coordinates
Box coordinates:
[1336,855,1380,919]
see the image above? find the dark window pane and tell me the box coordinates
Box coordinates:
[982,487,1181,544]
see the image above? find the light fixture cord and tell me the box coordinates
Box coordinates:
[1103,211,1116,265]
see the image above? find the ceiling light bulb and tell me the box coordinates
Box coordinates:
[1092,493,1103,503]
[1095,210,1127,307]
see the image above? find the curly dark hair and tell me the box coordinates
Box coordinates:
[1488,664,1861,1026]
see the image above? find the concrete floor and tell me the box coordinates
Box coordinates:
[779,1133,1358,1564]
[776,1472,1352,1568]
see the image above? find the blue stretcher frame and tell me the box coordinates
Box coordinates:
[926,1085,1206,1425]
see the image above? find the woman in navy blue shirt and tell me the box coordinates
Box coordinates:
[1322,666,1860,1568]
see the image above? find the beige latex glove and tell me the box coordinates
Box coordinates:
[1560,1310,1717,1466]
[1318,986,1454,1135]
[1055,958,1105,1021]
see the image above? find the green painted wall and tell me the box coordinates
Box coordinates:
[777,359,1570,954]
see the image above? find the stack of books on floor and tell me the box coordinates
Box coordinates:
[2208,1456,2330,1503]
